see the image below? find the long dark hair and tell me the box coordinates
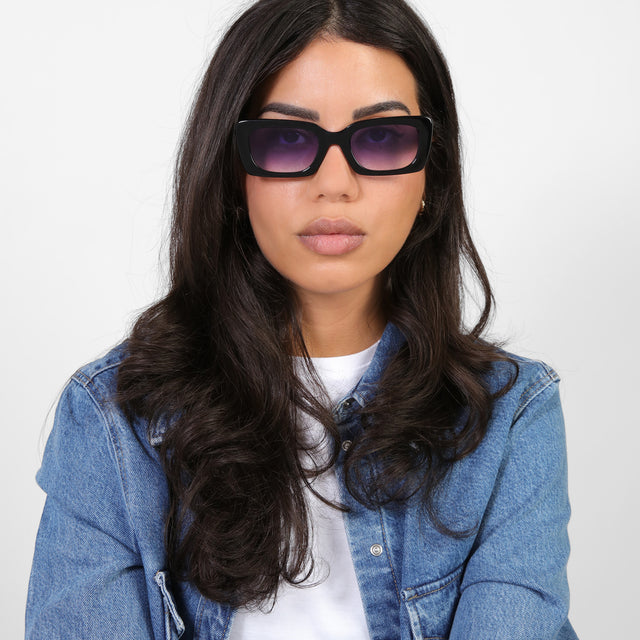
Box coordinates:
[118,0,514,608]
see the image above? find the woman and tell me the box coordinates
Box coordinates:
[26,0,577,638]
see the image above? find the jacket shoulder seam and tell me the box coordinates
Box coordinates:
[513,363,560,422]
[72,358,122,387]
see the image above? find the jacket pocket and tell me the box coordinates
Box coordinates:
[401,563,464,640]
[154,571,186,640]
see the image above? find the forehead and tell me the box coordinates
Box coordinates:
[257,37,420,123]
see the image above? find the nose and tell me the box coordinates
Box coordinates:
[310,143,359,202]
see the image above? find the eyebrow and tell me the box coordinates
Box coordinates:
[257,103,320,120]
[352,101,411,119]
[257,100,412,121]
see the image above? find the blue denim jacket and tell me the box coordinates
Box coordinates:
[27,324,577,639]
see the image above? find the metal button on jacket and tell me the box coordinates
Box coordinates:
[370,543,383,557]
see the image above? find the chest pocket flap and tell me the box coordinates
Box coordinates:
[401,563,464,640]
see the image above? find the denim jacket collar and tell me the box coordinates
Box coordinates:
[332,321,406,423]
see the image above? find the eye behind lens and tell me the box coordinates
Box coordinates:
[249,125,319,173]
[351,124,420,171]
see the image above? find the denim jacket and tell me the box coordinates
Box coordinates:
[27,324,577,639]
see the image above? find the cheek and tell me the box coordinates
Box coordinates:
[375,173,424,224]
[403,171,426,203]
[402,173,425,222]
[245,178,296,268]
[371,174,424,254]
[245,175,302,208]
[245,177,280,243]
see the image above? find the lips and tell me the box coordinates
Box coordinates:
[298,218,365,256]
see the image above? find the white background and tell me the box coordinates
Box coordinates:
[2,0,639,637]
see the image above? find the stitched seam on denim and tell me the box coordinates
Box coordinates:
[461,577,545,593]
[405,569,462,601]
[514,373,556,421]
[513,367,559,422]
[352,390,367,407]
[73,370,92,388]
[194,595,205,639]
[73,359,121,385]
[377,507,401,605]
[70,376,137,548]
[522,362,557,400]
[221,608,233,640]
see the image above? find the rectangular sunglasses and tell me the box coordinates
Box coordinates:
[235,115,433,177]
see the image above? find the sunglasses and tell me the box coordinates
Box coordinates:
[235,115,433,177]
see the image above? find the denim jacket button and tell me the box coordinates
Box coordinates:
[370,543,383,557]
[342,440,352,451]
[343,398,355,408]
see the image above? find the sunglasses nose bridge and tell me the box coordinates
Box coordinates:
[309,131,360,198]
[315,129,353,171]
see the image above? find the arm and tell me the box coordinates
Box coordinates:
[450,373,577,640]
[26,378,156,640]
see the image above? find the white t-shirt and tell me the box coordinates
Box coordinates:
[229,341,378,639]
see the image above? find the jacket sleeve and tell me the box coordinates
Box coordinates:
[449,372,578,640]
[26,378,157,640]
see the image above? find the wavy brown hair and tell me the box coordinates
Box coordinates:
[117,0,515,608]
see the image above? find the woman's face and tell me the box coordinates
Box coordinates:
[245,37,425,308]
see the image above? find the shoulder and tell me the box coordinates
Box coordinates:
[46,343,133,450]
[43,342,158,490]
[438,350,568,536]
[69,341,128,403]
[483,349,561,422]
[39,341,168,543]
[466,350,566,472]
[56,341,145,442]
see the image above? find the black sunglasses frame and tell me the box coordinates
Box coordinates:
[235,115,433,177]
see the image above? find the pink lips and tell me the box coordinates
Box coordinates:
[298,218,365,256]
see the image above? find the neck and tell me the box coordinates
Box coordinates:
[296,282,386,358]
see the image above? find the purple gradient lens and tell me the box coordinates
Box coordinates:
[248,127,319,173]
[351,124,419,170]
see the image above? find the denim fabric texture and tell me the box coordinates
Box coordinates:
[26,323,577,639]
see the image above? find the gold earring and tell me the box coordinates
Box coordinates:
[419,199,426,215]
